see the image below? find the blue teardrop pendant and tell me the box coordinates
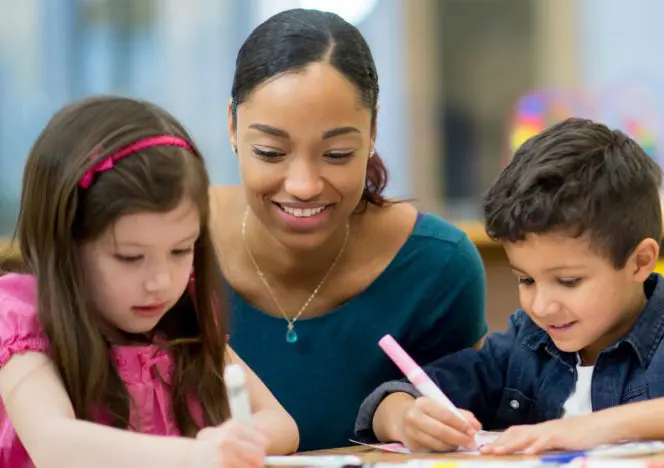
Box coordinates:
[286,323,298,344]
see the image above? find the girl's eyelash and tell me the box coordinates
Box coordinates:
[172,247,194,256]
[115,254,142,263]
[517,276,534,285]
[114,247,193,262]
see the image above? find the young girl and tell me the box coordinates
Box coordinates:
[0,96,299,467]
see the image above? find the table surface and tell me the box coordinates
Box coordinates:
[299,445,664,462]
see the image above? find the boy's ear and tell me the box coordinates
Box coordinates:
[629,238,660,282]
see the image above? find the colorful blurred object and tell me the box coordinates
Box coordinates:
[508,94,546,154]
[506,89,594,166]
[597,83,662,163]
[626,117,658,158]
[506,83,664,175]
[655,259,664,276]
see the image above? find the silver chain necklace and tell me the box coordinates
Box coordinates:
[241,208,349,343]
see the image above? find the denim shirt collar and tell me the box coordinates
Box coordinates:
[522,324,575,367]
[520,274,664,368]
[614,273,664,367]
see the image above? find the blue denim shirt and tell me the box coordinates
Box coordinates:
[355,273,664,442]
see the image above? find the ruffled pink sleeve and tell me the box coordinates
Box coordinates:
[0,274,49,367]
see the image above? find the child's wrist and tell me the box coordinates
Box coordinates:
[189,439,217,468]
[587,409,629,445]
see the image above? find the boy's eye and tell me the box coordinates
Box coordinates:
[559,277,581,287]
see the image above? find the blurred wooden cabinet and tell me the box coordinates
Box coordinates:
[454,223,519,333]
[403,1,578,331]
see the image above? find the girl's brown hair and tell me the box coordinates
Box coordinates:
[16,95,229,435]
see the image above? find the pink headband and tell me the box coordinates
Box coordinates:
[78,135,193,189]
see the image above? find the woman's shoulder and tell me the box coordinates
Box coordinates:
[355,206,487,353]
[412,212,470,243]
[348,205,484,313]
[366,204,480,267]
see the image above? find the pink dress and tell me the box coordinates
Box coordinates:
[0,274,203,466]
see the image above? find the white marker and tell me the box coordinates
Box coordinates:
[265,455,363,467]
[224,364,252,424]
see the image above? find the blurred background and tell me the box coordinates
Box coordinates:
[3,0,664,328]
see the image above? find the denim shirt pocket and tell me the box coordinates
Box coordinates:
[496,387,536,427]
[620,384,649,403]
[646,380,664,398]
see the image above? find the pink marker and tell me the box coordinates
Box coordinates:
[379,334,468,423]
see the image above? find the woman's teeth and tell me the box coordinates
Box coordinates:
[280,205,326,217]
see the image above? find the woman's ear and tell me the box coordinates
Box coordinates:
[371,103,379,143]
[227,99,237,153]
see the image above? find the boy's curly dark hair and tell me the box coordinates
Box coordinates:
[484,118,662,268]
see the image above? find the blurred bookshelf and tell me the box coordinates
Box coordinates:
[403,0,578,330]
[405,0,577,224]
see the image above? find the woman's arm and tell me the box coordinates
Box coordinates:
[227,346,300,454]
[0,352,200,468]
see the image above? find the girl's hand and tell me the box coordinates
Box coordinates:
[193,420,268,467]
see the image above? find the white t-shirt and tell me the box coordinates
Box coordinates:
[562,355,595,418]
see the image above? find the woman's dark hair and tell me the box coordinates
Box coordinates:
[230,8,389,207]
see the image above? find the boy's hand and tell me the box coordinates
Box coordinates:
[398,397,481,452]
[480,415,616,455]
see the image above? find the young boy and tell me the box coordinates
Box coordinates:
[355,118,664,454]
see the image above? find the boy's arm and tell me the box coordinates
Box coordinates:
[354,382,423,443]
[482,396,664,455]
[596,397,664,440]
[355,313,524,443]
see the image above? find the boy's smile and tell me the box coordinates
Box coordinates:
[545,320,578,335]
[503,231,656,365]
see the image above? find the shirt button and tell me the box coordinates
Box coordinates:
[510,399,520,409]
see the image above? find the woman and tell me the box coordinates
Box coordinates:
[210,8,488,451]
